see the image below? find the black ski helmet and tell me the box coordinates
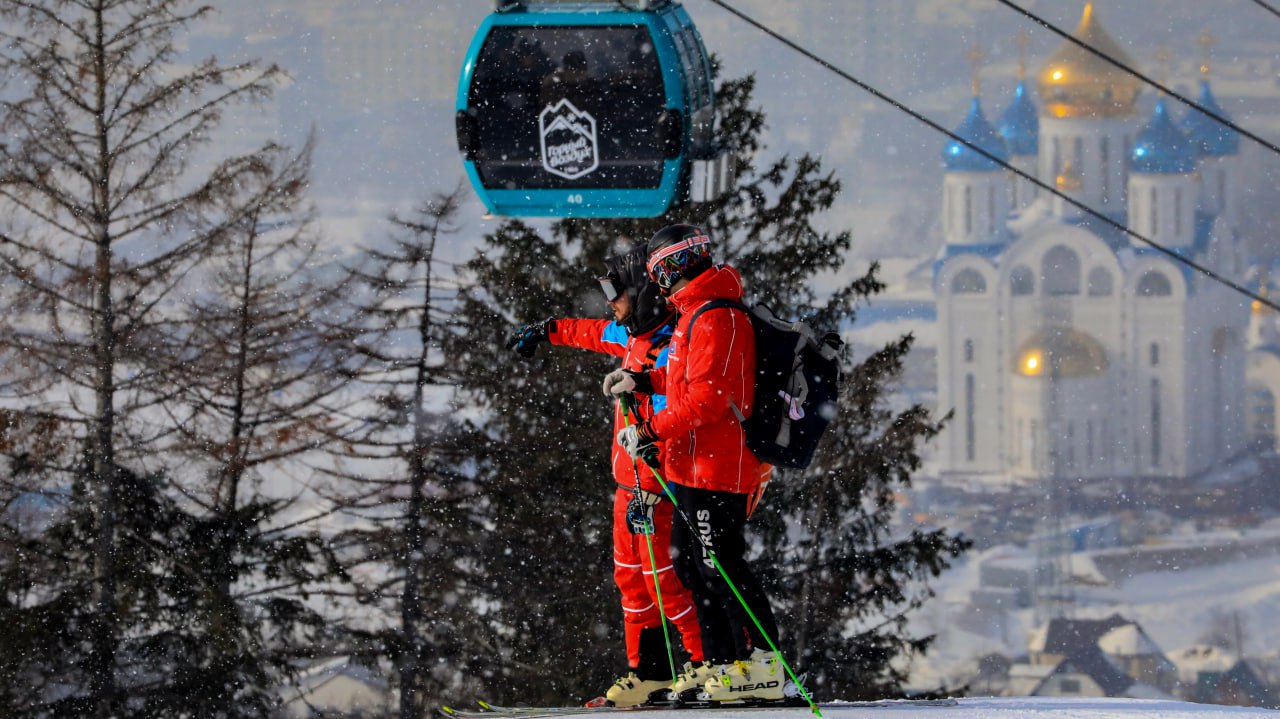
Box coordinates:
[602,241,674,336]
[646,223,713,294]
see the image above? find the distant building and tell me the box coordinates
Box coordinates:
[1008,614,1176,699]
[933,4,1249,486]
[1170,645,1279,708]
[276,656,393,718]
[1194,661,1277,708]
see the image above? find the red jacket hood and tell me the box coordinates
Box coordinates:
[667,264,746,313]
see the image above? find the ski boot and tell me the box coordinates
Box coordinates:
[655,661,718,703]
[605,671,670,707]
[702,648,784,703]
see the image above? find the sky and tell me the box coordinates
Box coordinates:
[193,0,1280,262]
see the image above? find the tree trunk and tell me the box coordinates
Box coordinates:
[89,3,119,715]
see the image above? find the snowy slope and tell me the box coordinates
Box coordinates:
[510,697,1278,718]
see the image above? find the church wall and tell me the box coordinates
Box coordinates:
[1009,153,1038,210]
[1196,155,1236,222]
[1128,174,1198,249]
[1039,116,1133,213]
[943,172,1011,246]
[937,260,1004,475]
[1128,269,1188,479]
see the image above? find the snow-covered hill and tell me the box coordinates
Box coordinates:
[580,697,1275,718]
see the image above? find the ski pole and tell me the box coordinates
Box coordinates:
[618,398,820,717]
[617,392,679,686]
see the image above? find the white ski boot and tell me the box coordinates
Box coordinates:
[661,661,718,702]
[605,672,670,707]
[701,649,784,702]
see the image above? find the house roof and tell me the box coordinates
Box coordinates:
[1035,645,1135,697]
[1098,624,1164,657]
[1032,614,1132,655]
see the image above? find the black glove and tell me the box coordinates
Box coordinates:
[505,319,555,359]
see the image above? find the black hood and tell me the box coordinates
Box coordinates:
[603,242,673,336]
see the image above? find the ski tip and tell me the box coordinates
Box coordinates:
[476,699,494,710]
[440,706,458,717]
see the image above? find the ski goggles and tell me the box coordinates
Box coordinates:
[646,235,711,290]
[598,273,624,302]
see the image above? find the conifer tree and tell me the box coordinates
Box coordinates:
[442,70,969,706]
[330,186,499,718]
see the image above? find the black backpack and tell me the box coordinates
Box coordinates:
[685,299,842,470]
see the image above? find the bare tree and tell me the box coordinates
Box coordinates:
[138,138,374,716]
[0,1,287,714]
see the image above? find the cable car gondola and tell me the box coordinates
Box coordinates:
[456,0,718,218]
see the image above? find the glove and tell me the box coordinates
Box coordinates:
[602,369,653,398]
[626,495,656,535]
[617,422,660,466]
[505,319,554,359]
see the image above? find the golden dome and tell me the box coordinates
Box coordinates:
[1037,3,1142,119]
[1014,328,1109,378]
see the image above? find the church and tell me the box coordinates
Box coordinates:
[932,4,1249,485]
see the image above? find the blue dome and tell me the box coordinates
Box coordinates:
[997,81,1039,156]
[1131,98,1197,174]
[1180,80,1240,157]
[943,96,1008,172]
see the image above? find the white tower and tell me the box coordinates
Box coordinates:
[942,96,1010,246]
[1127,98,1198,250]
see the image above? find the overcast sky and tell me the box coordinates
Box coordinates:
[190,0,1280,258]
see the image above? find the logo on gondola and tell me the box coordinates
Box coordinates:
[539,99,599,180]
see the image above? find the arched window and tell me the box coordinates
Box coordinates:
[1010,265,1035,296]
[951,268,987,294]
[1087,267,1113,297]
[1042,245,1081,296]
[1136,271,1172,297]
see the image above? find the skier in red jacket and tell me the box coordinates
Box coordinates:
[602,225,783,703]
[506,242,704,706]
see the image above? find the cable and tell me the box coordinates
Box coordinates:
[1247,0,1280,20]
[701,0,1280,313]
[994,0,1280,159]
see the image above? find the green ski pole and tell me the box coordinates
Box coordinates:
[621,419,821,717]
[618,393,679,687]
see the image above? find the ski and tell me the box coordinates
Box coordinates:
[440,697,960,718]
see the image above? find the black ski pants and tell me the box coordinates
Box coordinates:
[668,482,779,665]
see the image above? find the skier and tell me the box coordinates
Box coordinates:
[506,241,706,707]
[602,224,783,703]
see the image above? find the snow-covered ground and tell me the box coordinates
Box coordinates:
[537,697,1278,718]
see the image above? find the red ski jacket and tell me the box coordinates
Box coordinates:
[648,264,768,495]
[549,318,672,496]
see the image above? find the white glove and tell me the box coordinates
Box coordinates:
[602,368,637,398]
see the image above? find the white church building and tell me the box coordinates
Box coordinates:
[933,4,1250,485]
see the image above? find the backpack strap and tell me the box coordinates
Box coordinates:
[683,298,751,424]
[642,333,671,369]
